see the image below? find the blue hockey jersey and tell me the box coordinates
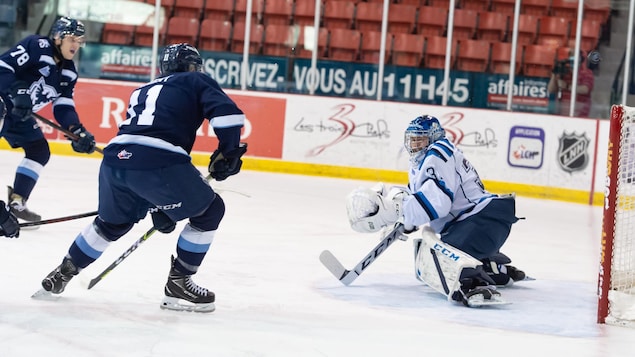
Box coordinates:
[103,71,245,169]
[0,35,81,129]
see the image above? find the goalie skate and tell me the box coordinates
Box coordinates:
[455,286,511,307]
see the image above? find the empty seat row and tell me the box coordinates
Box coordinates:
[102,16,573,78]
[103,10,602,59]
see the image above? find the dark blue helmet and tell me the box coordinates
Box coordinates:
[50,16,85,41]
[404,115,445,158]
[159,43,203,76]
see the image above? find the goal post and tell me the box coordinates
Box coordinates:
[598,104,635,325]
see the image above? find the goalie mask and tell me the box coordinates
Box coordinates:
[404,115,445,160]
[160,43,203,76]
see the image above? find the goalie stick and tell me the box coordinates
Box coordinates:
[319,224,405,285]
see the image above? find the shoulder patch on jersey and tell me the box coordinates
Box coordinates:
[39,67,50,77]
[38,39,50,48]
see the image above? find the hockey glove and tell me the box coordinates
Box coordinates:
[0,201,19,238]
[68,124,96,154]
[8,81,32,121]
[208,143,248,181]
[151,210,176,234]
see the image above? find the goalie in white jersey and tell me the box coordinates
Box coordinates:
[347,115,525,306]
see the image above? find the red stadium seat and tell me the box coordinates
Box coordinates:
[203,1,234,21]
[537,16,570,49]
[490,41,522,74]
[550,0,579,21]
[392,33,424,67]
[323,0,355,29]
[423,36,457,70]
[523,44,556,78]
[231,22,265,54]
[295,26,328,59]
[293,0,319,27]
[521,0,550,16]
[134,20,167,47]
[199,19,232,52]
[263,24,294,56]
[490,0,515,15]
[456,39,491,72]
[234,0,265,25]
[359,31,391,64]
[165,17,199,45]
[172,0,204,20]
[387,4,417,34]
[476,11,508,42]
[452,8,478,40]
[263,0,294,25]
[417,6,448,37]
[510,14,539,45]
[101,23,135,45]
[329,28,361,61]
[355,2,383,32]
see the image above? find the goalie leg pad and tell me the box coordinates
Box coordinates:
[414,227,482,301]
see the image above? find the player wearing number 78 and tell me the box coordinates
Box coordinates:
[37,43,247,312]
[0,16,97,224]
[346,115,526,307]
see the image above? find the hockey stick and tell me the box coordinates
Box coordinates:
[19,210,98,228]
[87,227,157,289]
[32,112,104,154]
[319,223,405,286]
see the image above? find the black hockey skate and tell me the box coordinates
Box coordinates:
[482,253,528,286]
[160,256,215,313]
[41,257,79,294]
[8,186,41,222]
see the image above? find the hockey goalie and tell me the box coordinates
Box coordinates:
[346,115,526,307]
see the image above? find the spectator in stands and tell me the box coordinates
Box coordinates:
[547,49,595,118]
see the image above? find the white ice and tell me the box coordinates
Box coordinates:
[0,150,633,357]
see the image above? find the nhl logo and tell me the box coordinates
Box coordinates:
[557,132,589,172]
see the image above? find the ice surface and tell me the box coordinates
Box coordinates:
[0,150,633,356]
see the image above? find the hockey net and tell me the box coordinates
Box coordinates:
[598,105,635,326]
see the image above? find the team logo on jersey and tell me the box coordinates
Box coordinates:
[117,149,132,160]
[557,132,589,172]
[29,77,61,112]
[38,39,50,48]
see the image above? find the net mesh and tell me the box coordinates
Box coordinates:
[608,106,635,325]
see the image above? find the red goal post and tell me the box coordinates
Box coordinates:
[597,104,635,326]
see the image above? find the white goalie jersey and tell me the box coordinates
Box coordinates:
[402,138,497,233]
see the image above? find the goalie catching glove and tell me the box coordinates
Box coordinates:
[346,183,409,233]
[209,143,248,181]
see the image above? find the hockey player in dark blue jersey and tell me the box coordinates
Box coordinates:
[0,16,96,223]
[38,43,247,313]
